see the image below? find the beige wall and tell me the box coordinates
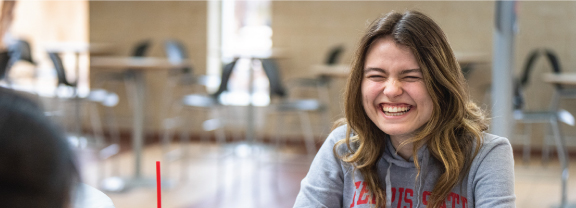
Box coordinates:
[89,1,207,131]
[271,1,576,146]
[271,1,493,79]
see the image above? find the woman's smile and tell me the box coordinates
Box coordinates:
[380,103,412,117]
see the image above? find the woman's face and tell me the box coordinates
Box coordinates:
[361,36,433,141]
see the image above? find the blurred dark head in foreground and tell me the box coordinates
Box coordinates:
[0,88,79,208]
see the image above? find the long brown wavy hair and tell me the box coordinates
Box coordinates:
[333,10,488,208]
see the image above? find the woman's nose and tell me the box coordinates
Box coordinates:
[383,80,403,97]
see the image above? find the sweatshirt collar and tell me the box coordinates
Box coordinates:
[382,135,430,208]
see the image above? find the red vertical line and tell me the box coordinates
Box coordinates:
[156,161,161,208]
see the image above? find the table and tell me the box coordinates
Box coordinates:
[90,56,191,191]
[312,64,350,78]
[542,72,576,208]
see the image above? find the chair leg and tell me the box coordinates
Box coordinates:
[522,123,532,165]
[89,102,105,148]
[161,117,176,180]
[88,102,106,185]
[317,84,332,132]
[298,111,316,159]
[272,111,285,193]
[105,105,121,176]
[275,112,285,149]
[213,107,227,145]
[74,97,83,141]
[199,117,211,144]
[542,124,553,166]
[550,118,569,208]
[178,109,192,183]
[229,106,243,142]
[162,101,184,180]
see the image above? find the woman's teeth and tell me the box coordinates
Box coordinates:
[382,106,411,116]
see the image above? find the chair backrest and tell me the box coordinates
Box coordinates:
[260,58,287,98]
[164,39,193,74]
[164,39,188,62]
[325,45,344,65]
[514,48,562,110]
[5,40,35,75]
[211,59,238,99]
[131,40,151,57]
[9,40,35,65]
[47,52,75,87]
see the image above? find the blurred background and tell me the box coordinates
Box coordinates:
[2,1,576,208]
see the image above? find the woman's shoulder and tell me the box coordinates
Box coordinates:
[480,132,512,148]
[325,124,357,155]
[328,124,350,141]
[473,132,513,161]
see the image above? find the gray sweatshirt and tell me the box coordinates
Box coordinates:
[294,125,515,208]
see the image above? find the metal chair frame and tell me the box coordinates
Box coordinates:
[260,58,329,158]
[48,52,122,183]
[513,48,574,207]
[161,58,238,182]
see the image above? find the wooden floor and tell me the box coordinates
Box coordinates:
[76,142,576,208]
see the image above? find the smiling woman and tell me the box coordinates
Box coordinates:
[361,36,433,159]
[294,11,515,208]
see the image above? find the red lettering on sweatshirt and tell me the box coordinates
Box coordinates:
[397,188,404,208]
[357,182,370,205]
[421,191,467,208]
[350,181,362,208]
[403,188,413,208]
[422,191,431,205]
[448,192,460,208]
[350,191,356,208]
[354,181,362,189]
[349,182,468,208]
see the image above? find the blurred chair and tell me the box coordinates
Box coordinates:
[164,39,192,75]
[260,58,329,158]
[0,40,36,87]
[0,51,10,82]
[47,52,122,181]
[325,44,344,65]
[284,45,344,133]
[92,39,151,107]
[9,39,35,66]
[161,59,237,181]
[161,39,217,100]
[294,45,344,85]
[95,39,152,86]
[513,48,574,165]
[160,39,203,115]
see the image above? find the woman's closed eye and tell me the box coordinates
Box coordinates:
[403,76,421,81]
[367,74,387,80]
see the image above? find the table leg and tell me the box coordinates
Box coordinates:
[132,70,145,179]
[246,59,255,143]
[100,70,175,192]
